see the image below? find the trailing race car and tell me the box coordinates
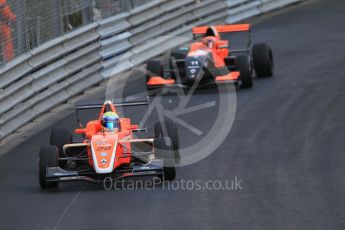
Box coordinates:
[146,24,274,91]
[39,98,180,189]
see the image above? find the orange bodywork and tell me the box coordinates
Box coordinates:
[190,42,203,52]
[189,38,229,68]
[216,71,240,82]
[90,134,118,170]
[147,76,175,86]
[192,24,251,34]
[190,24,251,66]
[74,101,140,173]
[188,37,229,68]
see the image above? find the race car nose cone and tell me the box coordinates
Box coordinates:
[185,55,206,82]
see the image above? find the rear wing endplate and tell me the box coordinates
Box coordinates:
[192,24,251,34]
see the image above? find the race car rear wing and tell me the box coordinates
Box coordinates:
[192,24,251,34]
[75,97,150,132]
[76,97,149,110]
[192,24,252,53]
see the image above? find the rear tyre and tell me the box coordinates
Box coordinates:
[170,48,187,79]
[154,119,180,163]
[146,60,164,94]
[252,43,274,78]
[236,55,254,88]
[50,128,72,167]
[39,146,59,189]
[170,48,187,61]
[146,60,164,80]
[154,137,176,180]
[224,56,236,71]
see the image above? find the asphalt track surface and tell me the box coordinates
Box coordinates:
[1,0,345,229]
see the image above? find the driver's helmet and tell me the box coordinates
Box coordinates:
[202,36,217,49]
[102,112,119,130]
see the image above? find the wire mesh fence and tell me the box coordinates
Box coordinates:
[0,0,153,67]
[93,0,153,19]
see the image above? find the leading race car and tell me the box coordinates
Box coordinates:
[146,24,274,92]
[39,98,180,189]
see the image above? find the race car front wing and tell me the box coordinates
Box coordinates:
[46,160,164,183]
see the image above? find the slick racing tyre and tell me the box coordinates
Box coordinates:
[170,49,187,62]
[252,43,274,78]
[170,48,187,79]
[39,146,59,189]
[170,47,188,63]
[236,55,254,88]
[154,137,176,180]
[154,119,181,163]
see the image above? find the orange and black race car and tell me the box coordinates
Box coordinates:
[39,98,179,189]
[146,24,274,91]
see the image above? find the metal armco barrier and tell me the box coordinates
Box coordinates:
[0,0,302,141]
[0,23,102,139]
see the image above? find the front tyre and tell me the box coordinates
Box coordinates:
[39,146,59,189]
[236,55,254,88]
[154,119,180,163]
[252,43,274,78]
[50,128,72,167]
[170,48,187,79]
[154,138,176,181]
